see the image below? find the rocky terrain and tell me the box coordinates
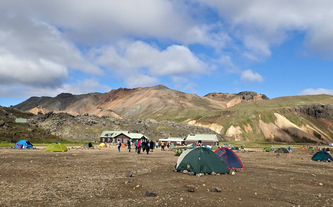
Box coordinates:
[0,106,59,143]
[1,146,333,206]
[29,112,221,141]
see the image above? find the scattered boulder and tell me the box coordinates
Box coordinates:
[145,190,157,197]
[126,171,133,177]
[187,185,195,192]
[211,187,221,192]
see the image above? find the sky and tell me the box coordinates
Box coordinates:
[0,0,333,107]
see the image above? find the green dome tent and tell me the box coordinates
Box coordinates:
[311,151,332,162]
[45,142,68,152]
[275,148,289,153]
[263,148,270,152]
[211,145,219,151]
[175,147,229,174]
[83,142,93,148]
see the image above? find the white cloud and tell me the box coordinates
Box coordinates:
[240,70,263,82]
[0,0,224,48]
[0,53,68,87]
[94,40,207,87]
[0,79,111,98]
[197,0,333,59]
[0,15,101,74]
[299,88,333,96]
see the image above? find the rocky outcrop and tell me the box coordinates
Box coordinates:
[237,91,269,101]
[293,104,333,120]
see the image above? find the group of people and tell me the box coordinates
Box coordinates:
[116,139,155,154]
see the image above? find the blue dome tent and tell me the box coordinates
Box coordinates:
[14,140,33,149]
[214,147,244,170]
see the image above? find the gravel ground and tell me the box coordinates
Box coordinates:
[1,146,333,207]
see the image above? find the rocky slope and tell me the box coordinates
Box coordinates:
[29,112,222,141]
[0,106,60,143]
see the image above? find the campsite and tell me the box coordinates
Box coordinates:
[1,144,333,207]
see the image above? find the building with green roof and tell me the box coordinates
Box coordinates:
[99,131,148,143]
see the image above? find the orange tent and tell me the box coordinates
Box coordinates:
[121,143,125,148]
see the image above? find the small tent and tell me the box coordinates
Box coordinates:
[83,142,93,148]
[263,148,270,152]
[275,148,289,153]
[311,151,333,162]
[99,143,107,148]
[231,146,239,150]
[121,143,125,148]
[45,142,68,152]
[14,140,33,149]
[175,147,229,174]
[211,145,219,151]
[214,147,244,169]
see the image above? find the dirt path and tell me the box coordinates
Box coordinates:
[1,146,333,207]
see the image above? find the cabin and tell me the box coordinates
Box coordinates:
[184,134,219,146]
[99,131,148,144]
[158,137,185,146]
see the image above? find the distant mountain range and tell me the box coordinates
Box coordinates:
[14,85,333,143]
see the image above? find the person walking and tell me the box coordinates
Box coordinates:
[134,140,138,152]
[127,139,131,152]
[161,141,165,151]
[146,141,150,154]
[142,141,146,153]
[136,140,141,154]
[150,140,154,152]
[117,140,121,152]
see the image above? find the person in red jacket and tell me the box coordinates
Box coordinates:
[136,140,141,154]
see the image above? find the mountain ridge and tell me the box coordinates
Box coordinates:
[13,85,333,143]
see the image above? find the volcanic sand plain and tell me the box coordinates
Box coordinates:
[1,146,333,207]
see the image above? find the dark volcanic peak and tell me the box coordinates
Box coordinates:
[55,93,74,98]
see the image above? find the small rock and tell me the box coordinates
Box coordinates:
[319,183,323,186]
[238,198,242,201]
[125,180,133,184]
[318,193,322,198]
[231,171,236,176]
[180,198,183,202]
[311,174,316,177]
[187,185,195,192]
[255,192,257,196]
[126,171,133,177]
[211,172,216,175]
[211,187,221,192]
[145,190,157,197]
[183,170,188,174]
[189,172,195,176]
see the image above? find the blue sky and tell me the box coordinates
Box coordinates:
[0,0,333,107]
